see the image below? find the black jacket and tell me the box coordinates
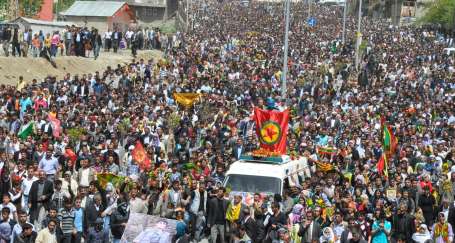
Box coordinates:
[13,231,37,243]
[243,217,265,243]
[110,209,129,238]
[84,182,107,229]
[29,180,54,210]
[207,197,229,226]
[111,31,123,41]
[391,212,415,242]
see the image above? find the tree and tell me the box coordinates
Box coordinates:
[420,0,455,32]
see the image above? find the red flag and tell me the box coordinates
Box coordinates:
[253,107,290,155]
[377,153,388,178]
[65,148,77,168]
[48,114,61,138]
[132,141,152,170]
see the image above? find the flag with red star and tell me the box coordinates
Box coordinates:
[253,107,290,155]
[132,141,152,170]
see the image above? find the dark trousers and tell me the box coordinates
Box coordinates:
[65,39,72,55]
[12,42,20,56]
[73,232,82,243]
[61,233,72,243]
[105,39,111,51]
[75,42,83,56]
[131,44,137,57]
[113,39,119,52]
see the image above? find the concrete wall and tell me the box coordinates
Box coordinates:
[64,13,133,33]
[11,19,67,35]
[131,6,165,23]
[111,8,134,31]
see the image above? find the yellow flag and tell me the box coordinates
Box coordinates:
[173,93,202,108]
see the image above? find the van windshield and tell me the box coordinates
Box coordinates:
[224,174,281,195]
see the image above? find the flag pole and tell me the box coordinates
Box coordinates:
[355,0,362,71]
[342,0,347,44]
[281,0,291,103]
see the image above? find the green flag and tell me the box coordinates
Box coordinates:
[97,173,125,189]
[18,122,34,140]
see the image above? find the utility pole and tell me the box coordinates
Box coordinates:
[308,0,311,19]
[342,0,347,44]
[355,0,362,70]
[282,0,291,102]
[186,0,190,32]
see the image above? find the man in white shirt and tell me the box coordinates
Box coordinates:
[125,29,134,49]
[0,194,17,221]
[21,166,38,214]
[104,29,112,52]
[77,158,94,188]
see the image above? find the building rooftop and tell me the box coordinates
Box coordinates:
[62,1,127,17]
[12,17,74,27]
[128,0,166,7]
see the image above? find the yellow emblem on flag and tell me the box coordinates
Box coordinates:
[173,93,202,108]
[259,121,282,145]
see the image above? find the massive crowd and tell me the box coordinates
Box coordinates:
[0,0,454,243]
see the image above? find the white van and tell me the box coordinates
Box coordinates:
[223,155,309,199]
[443,47,455,56]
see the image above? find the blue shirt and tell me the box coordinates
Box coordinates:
[372,220,391,243]
[38,156,59,175]
[74,208,84,232]
[19,98,32,113]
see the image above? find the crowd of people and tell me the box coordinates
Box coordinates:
[0,24,170,59]
[0,0,453,243]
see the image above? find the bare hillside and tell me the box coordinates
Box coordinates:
[0,50,162,86]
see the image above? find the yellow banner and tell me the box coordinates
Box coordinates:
[173,93,202,108]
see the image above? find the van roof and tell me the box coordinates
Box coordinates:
[226,156,308,179]
[226,160,286,178]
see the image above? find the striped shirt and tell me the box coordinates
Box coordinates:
[159,69,168,79]
[59,208,75,234]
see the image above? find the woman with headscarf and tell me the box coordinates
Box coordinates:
[288,204,304,243]
[319,227,335,243]
[431,212,454,243]
[411,224,431,243]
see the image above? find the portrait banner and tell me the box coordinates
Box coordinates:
[121,213,178,243]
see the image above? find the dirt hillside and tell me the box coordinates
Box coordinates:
[0,50,163,86]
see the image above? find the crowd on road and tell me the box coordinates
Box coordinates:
[0,0,453,243]
[0,24,172,59]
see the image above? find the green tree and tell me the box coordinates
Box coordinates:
[420,0,455,31]
[20,0,44,17]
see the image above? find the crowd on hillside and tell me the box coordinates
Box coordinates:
[0,25,171,59]
[0,0,453,243]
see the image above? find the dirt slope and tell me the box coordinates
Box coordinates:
[0,50,162,86]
